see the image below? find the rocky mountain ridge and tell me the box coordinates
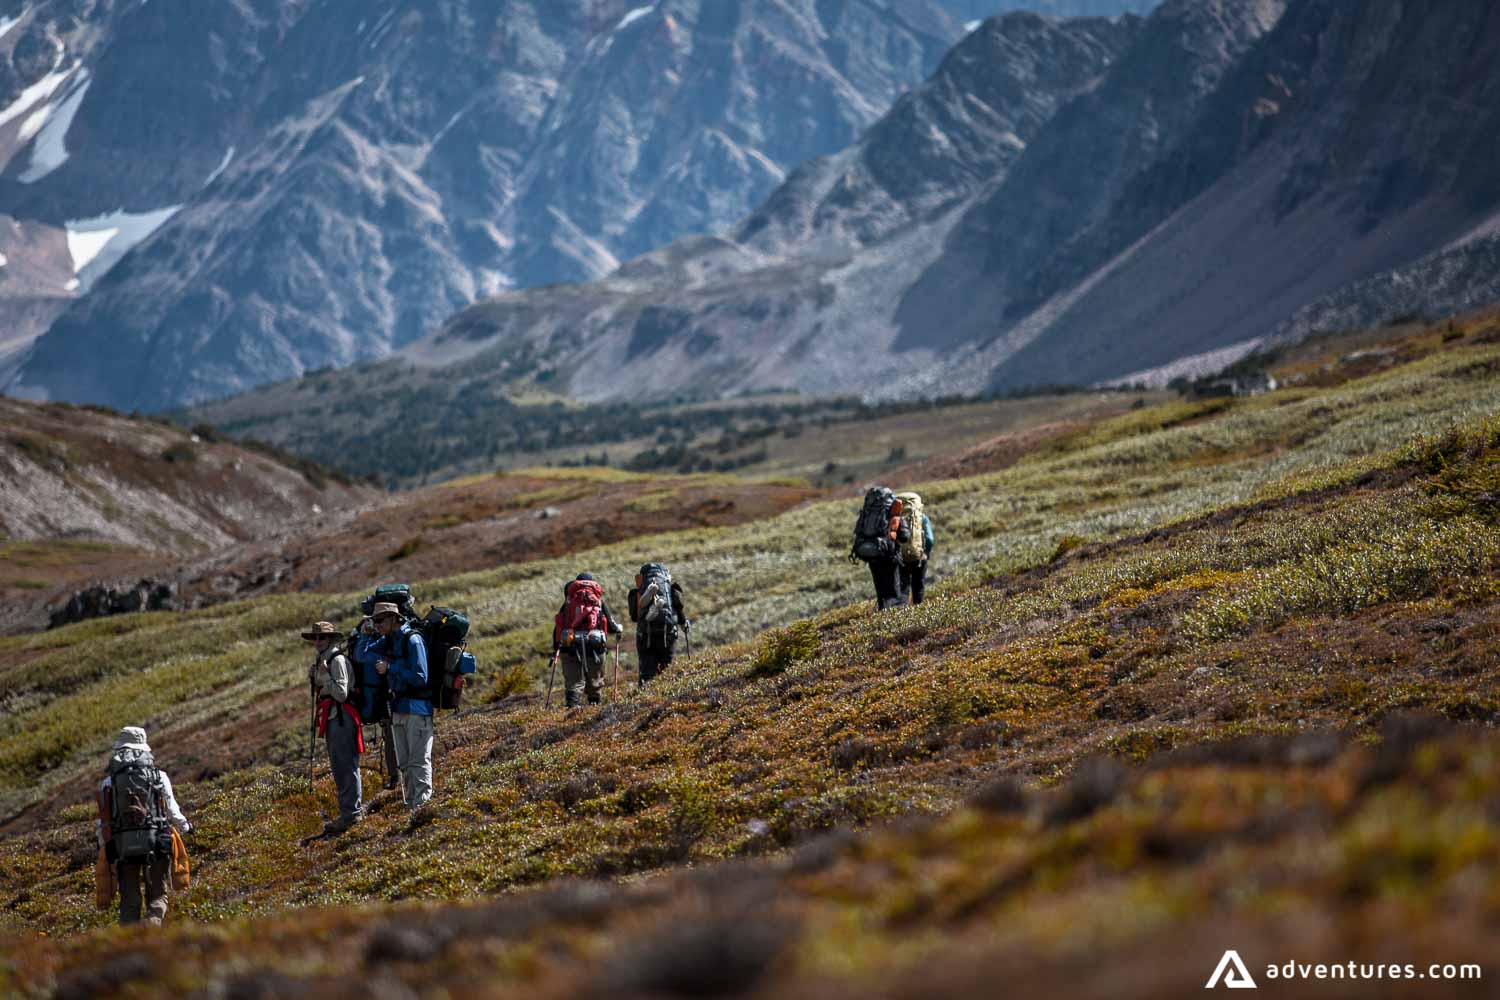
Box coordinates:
[334,0,1500,408]
[2,0,1041,408]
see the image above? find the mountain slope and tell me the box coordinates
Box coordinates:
[3,0,974,410]
[196,5,1144,428]
[1,321,1498,995]
[242,0,1500,417]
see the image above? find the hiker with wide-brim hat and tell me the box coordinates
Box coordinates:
[352,602,433,810]
[304,620,363,833]
[95,726,192,926]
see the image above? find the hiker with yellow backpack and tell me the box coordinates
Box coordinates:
[895,492,934,605]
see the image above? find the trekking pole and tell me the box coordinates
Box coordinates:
[308,680,317,792]
[612,637,621,701]
[543,651,560,708]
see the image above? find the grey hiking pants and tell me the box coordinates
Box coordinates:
[561,647,605,706]
[118,856,168,926]
[325,707,362,822]
[391,712,433,811]
[380,719,399,788]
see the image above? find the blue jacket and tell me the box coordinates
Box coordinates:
[922,514,934,557]
[355,626,431,716]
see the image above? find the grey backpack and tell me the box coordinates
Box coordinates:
[109,756,165,862]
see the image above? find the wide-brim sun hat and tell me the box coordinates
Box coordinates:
[112,726,150,753]
[370,602,403,620]
[301,621,340,640]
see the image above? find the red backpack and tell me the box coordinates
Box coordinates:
[556,579,605,644]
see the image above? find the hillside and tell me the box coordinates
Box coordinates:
[0,397,378,631]
[0,311,1497,994]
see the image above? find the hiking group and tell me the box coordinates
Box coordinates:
[851,486,935,610]
[93,488,929,926]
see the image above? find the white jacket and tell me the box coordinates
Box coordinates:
[96,749,190,849]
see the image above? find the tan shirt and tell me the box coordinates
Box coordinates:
[311,649,352,703]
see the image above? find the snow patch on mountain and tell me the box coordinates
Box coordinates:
[65,205,181,290]
[17,70,92,183]
[204,146,235,187]
[0,63,74,130]
[618,5,654,31]
[0,8,27,41]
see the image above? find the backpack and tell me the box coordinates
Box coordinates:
[557,578,607,653]
[896,492,926,566]
[346,631,390,724]
[851,486,897,562]
[636,563,678,650]
[108,755,165,862]
[411,606,475,711]
[361,583,416,620]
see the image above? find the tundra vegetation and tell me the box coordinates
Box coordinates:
[1,315,1499,996]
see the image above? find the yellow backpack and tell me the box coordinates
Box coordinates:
[896,492,925,565]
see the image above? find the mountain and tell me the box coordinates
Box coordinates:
[935,0,1500,390]
[269,0,1495,411]
[1,0,979,409]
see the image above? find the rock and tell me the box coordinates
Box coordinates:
[49,578,180,629]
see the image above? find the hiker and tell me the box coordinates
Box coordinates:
[350,616,400,792]
[895,492,934,605]
[354,602,432,810]
[552,572,624,707]
[850,486,910,610]
[627,562,688,685]
[304,620,362,833]
[95,726,192,926]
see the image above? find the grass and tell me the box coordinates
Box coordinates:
[1,327,1499,993]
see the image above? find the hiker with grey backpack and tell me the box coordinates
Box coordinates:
[627,562,689,685]
[95,726,192,926]
[850,486,911,610]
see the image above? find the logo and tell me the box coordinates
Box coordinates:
[1206,950,1258,989]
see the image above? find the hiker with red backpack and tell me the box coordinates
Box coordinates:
[95,726,192,926]
[850,486,912,610]
[552,572,624,707]
[353,602,432,810]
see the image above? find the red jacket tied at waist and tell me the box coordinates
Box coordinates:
[316,699,365,753]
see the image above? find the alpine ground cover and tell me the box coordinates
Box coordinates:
[1,316,1498,992]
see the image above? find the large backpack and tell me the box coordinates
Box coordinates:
[361,583,417,619]
[851,486,897,562]
[108,755,165,862]
[411,606,475,711]
[557,578,606,653]
[636,563,678,650]
[896,492,926,566]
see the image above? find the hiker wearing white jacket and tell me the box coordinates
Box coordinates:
[95,726,191,925]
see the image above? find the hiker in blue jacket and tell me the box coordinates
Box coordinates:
[354,602,432,810]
